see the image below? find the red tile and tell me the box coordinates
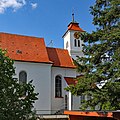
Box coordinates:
[0,33,51,63]
[47,47,76,68]
[68,22,84,32]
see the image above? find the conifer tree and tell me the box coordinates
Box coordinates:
[66,0,120,110]
[0,49,38,119]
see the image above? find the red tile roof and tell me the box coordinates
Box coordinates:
[62,22,84,38]
[64,77,77,85]
[64,111,113,118]
[0,32,52,63]
[0,32,75,68]
[47,47,76,68]
[68,22,84,32]
[64,75,84,85]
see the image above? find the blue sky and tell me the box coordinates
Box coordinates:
[0,0,96,48]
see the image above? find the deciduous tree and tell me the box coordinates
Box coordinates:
[0,49,38,119]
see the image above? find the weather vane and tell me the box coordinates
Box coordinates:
[72,8,75,22]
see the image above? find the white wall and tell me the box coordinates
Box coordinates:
[72,96,81,110]
[13,61,79,114]
[51,67,76,114]
[14,61,52,114]
[64,32,71,54]
[63,30,84,60]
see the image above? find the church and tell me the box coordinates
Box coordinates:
[0,16,85,114]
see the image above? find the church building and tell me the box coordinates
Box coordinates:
[0,16,84,114]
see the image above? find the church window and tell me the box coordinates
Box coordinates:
[78,40,80,47]
[19,71,27,84]
[74,39,77,47]
[55,75,62,97]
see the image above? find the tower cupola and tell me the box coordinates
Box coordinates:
[63,14,85,60]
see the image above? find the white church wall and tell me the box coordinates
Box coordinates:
[14,61,52,114]
[70,31,83,51]
[64,30,84,60]
[70,31,84,60]
[72,96,81,110]
[64,32,71,55]
[51,67,76,114]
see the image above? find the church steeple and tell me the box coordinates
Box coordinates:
[63,14,85,60]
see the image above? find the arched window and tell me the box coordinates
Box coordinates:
[78,40,80,47]
[19,71,27,84]
[74,39,77,47]
[55,75,62,97]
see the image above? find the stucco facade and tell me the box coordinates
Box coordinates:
[13,61,76,114]
[14,61,52,114]
[63,30,84,60]
[51,67,76,114]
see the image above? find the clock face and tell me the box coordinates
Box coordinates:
[74,32,81,39]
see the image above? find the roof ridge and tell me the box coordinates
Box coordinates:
[46,47,68,51]
[0,32,43,39]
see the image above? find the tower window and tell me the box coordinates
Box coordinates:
[78,40,80,47]
[19,71,27,84]
[55,75,62,97]
[74,39,77,47]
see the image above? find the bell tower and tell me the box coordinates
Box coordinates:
[63,14,85,60]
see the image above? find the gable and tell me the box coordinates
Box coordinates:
[62,22,85,38]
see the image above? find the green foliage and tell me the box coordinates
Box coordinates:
[67,0,120,110]
[0,49,38,120]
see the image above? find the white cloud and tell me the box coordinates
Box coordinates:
[31,3,37,9]
[0,0,26,13]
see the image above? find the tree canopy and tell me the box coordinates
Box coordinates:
[0,49,38,119]
[66,0,120,110]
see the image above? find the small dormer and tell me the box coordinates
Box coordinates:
[63,14,85,60]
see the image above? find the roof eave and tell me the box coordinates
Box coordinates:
[52,65,76,69]
[14,60,53,64]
